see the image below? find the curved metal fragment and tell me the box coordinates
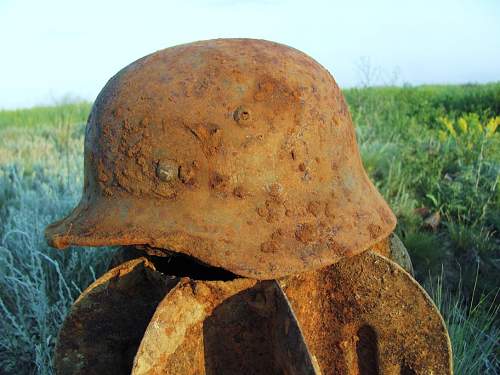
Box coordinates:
[54,258,178,375]
[132,278,318,374]
[272,285,323,374]
[280,251,452,374]
[370,233,414,275]
[388,233,414,276]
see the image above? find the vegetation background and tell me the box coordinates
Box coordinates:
[0,83,499,374]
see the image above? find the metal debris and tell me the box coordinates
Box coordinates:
[54,258,178,374]
[132,279,318,375]
[280,251,452,374]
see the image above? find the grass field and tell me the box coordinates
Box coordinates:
[0,84,499,374]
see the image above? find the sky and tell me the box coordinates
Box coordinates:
[0,0,499,109]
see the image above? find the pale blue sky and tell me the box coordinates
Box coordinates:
[0,0,499,109]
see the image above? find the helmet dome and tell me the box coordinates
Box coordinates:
[45,38,396,279]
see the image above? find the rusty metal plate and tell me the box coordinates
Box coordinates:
[132,278,318,374]
[45,38,396,280]
[54,258,178,374]
[280,251,452,374]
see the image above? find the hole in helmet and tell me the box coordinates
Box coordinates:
[123,246,239,281]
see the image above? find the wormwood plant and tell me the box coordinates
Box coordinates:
[0,108,113,374]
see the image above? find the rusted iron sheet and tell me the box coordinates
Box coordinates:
[280,251,452,374]
[132,278,318,374]
[45,38,396,279]
[268,283,322,374]
[54,258,178,375]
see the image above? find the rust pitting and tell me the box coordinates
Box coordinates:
[368,223,383,239]
[209,171,227,190]
[233,106,252,125]
[178,161,198,187]
[232,186,246,199]
[295,223,318,244]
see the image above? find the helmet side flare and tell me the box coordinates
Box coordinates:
[45,38,396,279]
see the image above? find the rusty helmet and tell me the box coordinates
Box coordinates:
[45,38,396,279]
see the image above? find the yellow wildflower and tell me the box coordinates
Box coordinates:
[438,130,448,142]
[485,116,499,138]
[441,117,457,138]
[457,117,468,134]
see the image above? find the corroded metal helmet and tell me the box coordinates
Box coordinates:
[45,38,396,279]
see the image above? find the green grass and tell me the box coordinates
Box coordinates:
[426,273,499,374]
[0,83,499,374]
[346,83,500,295]
[0,104,113,374]
[0,101,91,130]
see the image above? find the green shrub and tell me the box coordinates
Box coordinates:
[346,84,500,294]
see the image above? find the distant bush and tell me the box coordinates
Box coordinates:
[344,82,500,129]
[0,101,91,130]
